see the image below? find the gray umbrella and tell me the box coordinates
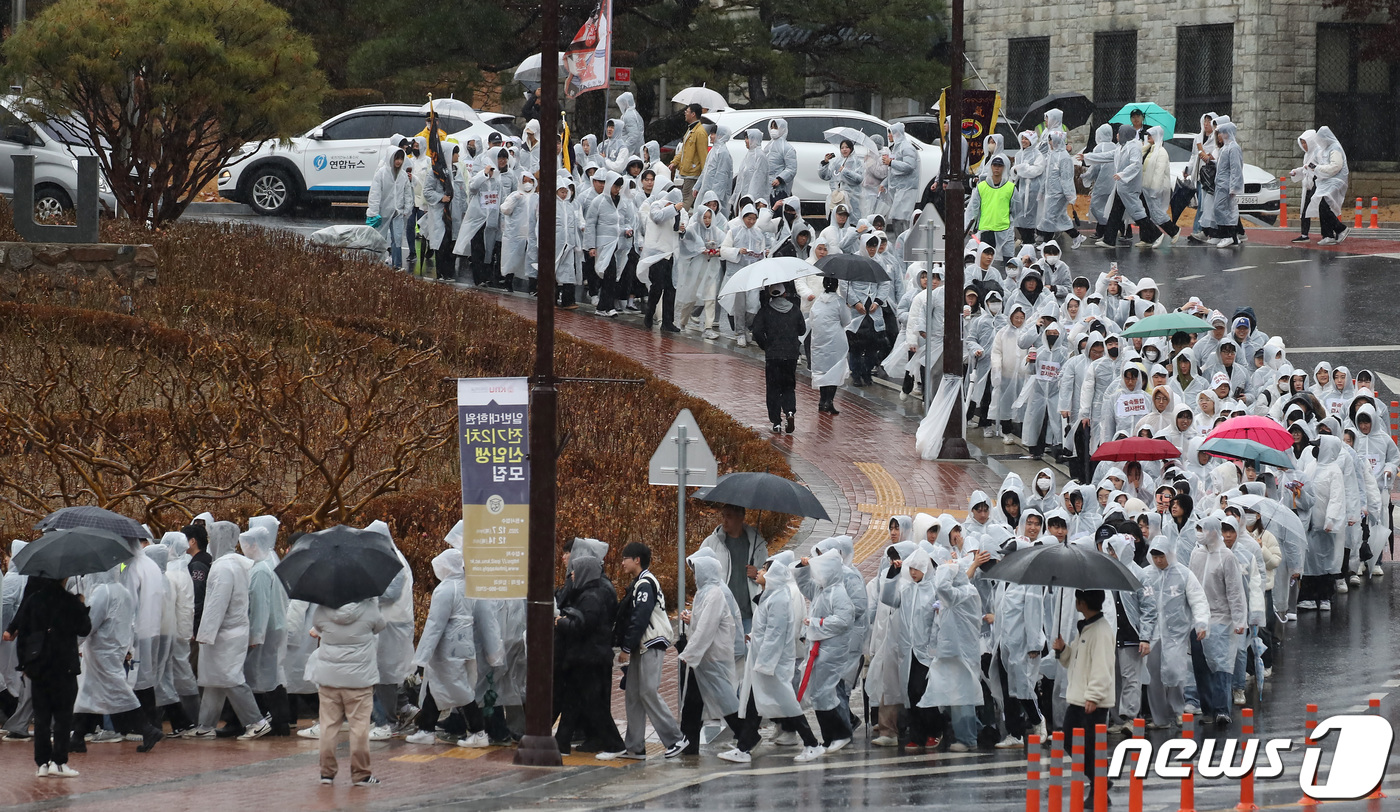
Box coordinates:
[692,472,831,521]
[12,528,134,579]
[986,542,1141,592]
[35,505,151,541]
[275,525,403,608]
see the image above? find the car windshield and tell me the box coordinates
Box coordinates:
[38,117,108,150]
[1164,140,1194,161]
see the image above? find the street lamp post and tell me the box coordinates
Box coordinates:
[514,0,564,768]
[938,0,970,460]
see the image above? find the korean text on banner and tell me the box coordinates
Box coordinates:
[457,377,529,599]
[937,87,1002,171]
[564,0,612,99]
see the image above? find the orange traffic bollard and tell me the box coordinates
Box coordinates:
[1301,704,1320,806]
[1050,730,1065,812]
[1279,183,1288,229]
[1071,727,1085,812]
[1028,734,1043,812]
[1130,719,1145,812]
[1177,713,1195,812]
[1391,401,1399,444]
[1237,708,1258,811]
[1368,700,1387,799]
[1094,724,1109,812]
[1371,197,1380,228]
[1356,198,1365,228]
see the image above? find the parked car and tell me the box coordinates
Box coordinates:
[701,108,941,219]
[1165,138,1280,217]
[217,104,508,215]
[0,96,117,218]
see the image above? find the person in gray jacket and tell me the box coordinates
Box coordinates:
[311,599,385,787]
[699,505,769,632]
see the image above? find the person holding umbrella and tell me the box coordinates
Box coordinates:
[4,576,90,776]
[699,505,767,633]
[751,282,807,434]
[310,593,385,786]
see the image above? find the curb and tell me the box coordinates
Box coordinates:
[185,201,254,216]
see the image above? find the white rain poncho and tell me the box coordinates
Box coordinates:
[808,287,851,388]
[1304,435,1348,574]
[679,554,741,718]
[819,148,864,218]
[367,145,412,246]
[992,539,1047,699]
[1307,125,1349,220]
[413,549,502,708]
[195,522,252,688]
[1036,130,1077,234]
[0,541,27,695]
[548,177,584,286]
[1010,130,1045,230]
[919,562,984,708]
[739,551,805,719]
[886,123,920,223]
[144,544,179,706]
[616,91,645,157]
[864,540,914,705]
[877,546,937,702]
[74,566,142,715]
[1109,125,1149,222]
[455,147,508,255]
[365,520,416,686]
[1144,539,1209,688]
[1081,124,1117,222]
[696,124,735,206]
[121,538,166,692]
[158,532,198,701]
[584,172,634,274]
[240,526,288,693]
[499,173,538,279]
[1188,515,1246,672]
[1212,123,1244,227]
[688,547,747,658]
[675,196,727,315]
[718,204,768,319]
[765,118,798,197]
[732,129,770,213]
[284,600,319,694]
[1142,127,1174,223]
[799,549,854,711]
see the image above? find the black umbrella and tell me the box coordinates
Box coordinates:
[815,253,889,283]
[273,525,403,608]
[35,505,151,541]
[692,472,831,521]
[12,528,134,579]
[1018,92,1095,131]
[986,542,1141,592]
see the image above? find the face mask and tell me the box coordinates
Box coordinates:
[988,301,1002,315]
[1144,348,1159,362]
[1046,333,1059,347]
[467,144,478,157]
[1107,346,1120,359]
[770,128,780,139]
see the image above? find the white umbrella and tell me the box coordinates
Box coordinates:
[420,98,474,119]
[1226,492,1305,573]
[717,256,815,299]
[672,86,729,111]
[514,53,564,84]
[823,126,877,153]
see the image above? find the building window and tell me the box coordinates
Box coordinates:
[1006,37,1050,123]
[1316,23,1398,163]
[1175,24,1233,134]
[1093,31,1137,132]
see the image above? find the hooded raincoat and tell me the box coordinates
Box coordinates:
[195,523,252,688]
[740,551,805,719]
[75,567,142,714]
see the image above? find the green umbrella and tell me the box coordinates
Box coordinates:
[1121,311,1213,338]
[1109,103,1176,140]
[1201,437,1294,469]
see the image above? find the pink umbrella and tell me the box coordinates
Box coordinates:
[1204,415,1293,451]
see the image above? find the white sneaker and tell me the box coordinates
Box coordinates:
[239,719,272,741]
[297,724,321,739]
[369,725,392,742]
[124,733,144,742]
[1134,240,1152,248]
[456,731,489,748]
[1317,237,1338,246]
[1233,689,1247,706]
[1349,574,1362,587]
[1215,237,1236,248]
[1152,233,1166,248]
[36,763,48,777]
[1297,600,1316,610]
[1033,721,1048,740]
[1264,667,1274,678]
[703,329,719,340]
[50,762,79,778]
[404,730,437,745]
[89,729,124,743]
[982,427,995,438]
[1372,565,1385,577]
[772,730,801,746]
[595,750,643,761]
[1286,612,1298,621]
[826,737,851,753]
[717,747,751,763]
[1071,234,1086,250]
[663,738,689,758]
[1319,600,1332,611]
[736,334,748,348]
[1003,434,1019,446]
[1184,704,1202,716]
[994,735,1024,749]
[1336,227,1349,242]
[949,742,970,752]
[794,744,826,762]
[1335,579,1349,594]
[871,735,899,747]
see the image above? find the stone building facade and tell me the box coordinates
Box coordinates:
[963,0,1396,195]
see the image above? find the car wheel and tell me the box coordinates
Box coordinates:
[247,166,295,216]
[33,185,72,221]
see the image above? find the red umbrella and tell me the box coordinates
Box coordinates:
[1204,415,1293,451]
[1091,437,1180,462]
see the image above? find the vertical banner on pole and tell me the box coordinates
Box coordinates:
[458,377,530,599]
[564,0,612,99]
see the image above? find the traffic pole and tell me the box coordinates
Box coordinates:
[1300,704,1320,806]
[1130,719,1145,812]
[1070,727,1085,812]
[1279,183,1288,229]
[1368,699,1387,799]
[1093,724,1108,812]
[1237,708,1258,811]
[1391,401,1399,444]
[1355,198,1365,229]
[1371,197,1380,229]
[1028,734,1043,812]
[1049,730,1065,812]
[1177,713,1195,812]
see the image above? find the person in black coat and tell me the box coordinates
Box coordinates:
[553,555,625,755]
[751,283,807,434]
[4,576,91,775]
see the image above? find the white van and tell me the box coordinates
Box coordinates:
[0,96,116,218]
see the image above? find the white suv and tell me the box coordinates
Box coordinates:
[218,104,507,215]
[703,108,941,219]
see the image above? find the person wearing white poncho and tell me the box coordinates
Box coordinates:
[1308,126,1350,245]
[677,552,744,756]
[192,521,267,739]
[360,520,414,739]
[920,554,986,750]
[120,535,165,731]
[156,532,198,731]
[674,192,727,338]
[72,566,165,750]
[240,526,291,735]
[794,549,855,750]
[1142,536,1209,729]
[808,275,850,414]
[1188,514,1246,725]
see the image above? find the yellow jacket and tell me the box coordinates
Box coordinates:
[673,122,708,178]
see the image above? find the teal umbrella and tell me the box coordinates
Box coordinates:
[1201,437,1293,469]
[1121,311,1213,339]
[1109,103,1176,140]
